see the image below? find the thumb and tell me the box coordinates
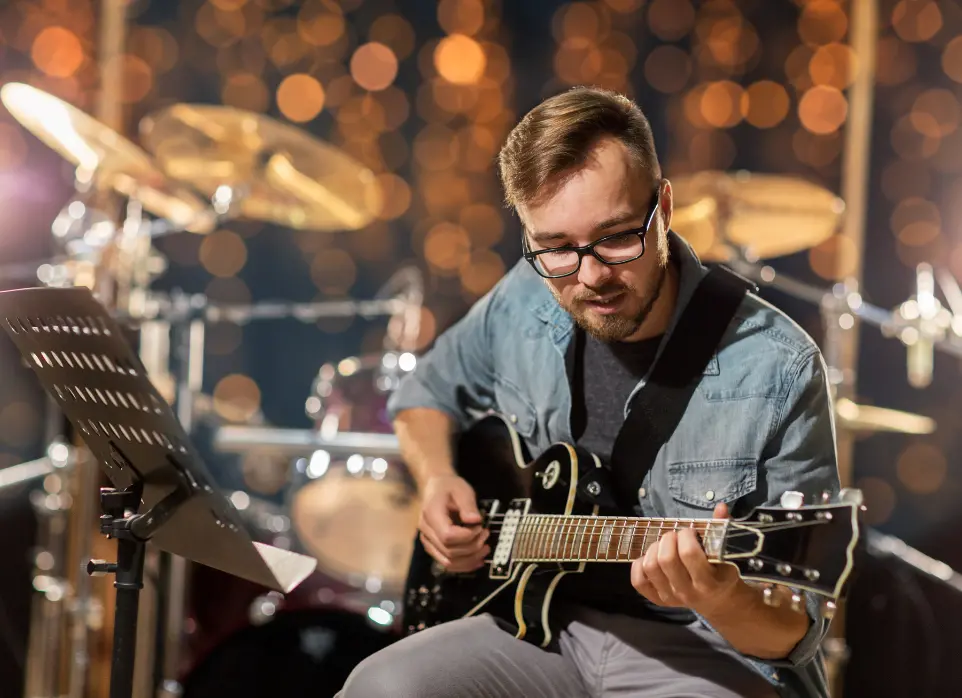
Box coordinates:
[712,502,730,519]
[449,483,482,524]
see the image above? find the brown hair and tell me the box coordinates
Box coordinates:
[497,86,661,212]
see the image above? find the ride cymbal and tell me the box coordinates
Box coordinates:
[670,170,845,262]
[139,104,382,231]
[0,82,214,233]
[835,398,936,435]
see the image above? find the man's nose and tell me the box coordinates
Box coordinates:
[577,254,612,288]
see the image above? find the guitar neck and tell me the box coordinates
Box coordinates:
[510,514,727,563]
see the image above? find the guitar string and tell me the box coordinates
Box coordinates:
[477,518,831,536]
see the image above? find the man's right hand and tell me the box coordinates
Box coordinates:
[418,474,490,572]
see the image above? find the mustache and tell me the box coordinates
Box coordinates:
[573,285,628,302]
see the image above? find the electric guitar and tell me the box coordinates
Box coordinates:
[402,414,862,647]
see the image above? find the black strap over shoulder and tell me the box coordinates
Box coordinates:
[586,265,755,513]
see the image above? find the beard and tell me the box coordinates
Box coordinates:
[551,260,669,343]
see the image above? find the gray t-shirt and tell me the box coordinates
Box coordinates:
[556,332,697,624]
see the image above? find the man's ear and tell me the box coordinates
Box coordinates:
[660,178,673,232]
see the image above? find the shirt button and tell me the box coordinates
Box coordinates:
[705,490,715,501]
[637,487,646,499]
[509,414,518,424]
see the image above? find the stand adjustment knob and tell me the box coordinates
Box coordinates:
[86,559,118,577]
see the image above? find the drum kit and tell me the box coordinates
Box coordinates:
[1,77,962,698]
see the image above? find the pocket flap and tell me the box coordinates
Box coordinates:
[493,378,537,438]
[667,458,757,509]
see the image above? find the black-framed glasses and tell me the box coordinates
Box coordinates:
[522,190,661,279]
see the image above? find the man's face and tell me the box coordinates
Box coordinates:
[521,137,673,342]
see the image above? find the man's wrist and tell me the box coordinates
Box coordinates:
[697,578,759,626]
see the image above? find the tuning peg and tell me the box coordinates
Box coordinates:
[790,592,804,613]
[780,491,804,509]
[838,488,864,506]
[762,587,781,607]
[820,600,837,620]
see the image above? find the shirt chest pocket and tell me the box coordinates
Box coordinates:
[665,458,757,516]
[493,377,538,439]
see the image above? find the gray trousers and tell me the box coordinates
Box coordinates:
[337,606,779,697]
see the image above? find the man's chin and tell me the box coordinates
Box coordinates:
[574,310,639,342]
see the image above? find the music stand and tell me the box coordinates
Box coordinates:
[0,287,317,698]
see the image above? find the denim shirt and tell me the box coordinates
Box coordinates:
[387,232,841,698]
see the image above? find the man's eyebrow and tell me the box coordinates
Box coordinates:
[528,211,642,244]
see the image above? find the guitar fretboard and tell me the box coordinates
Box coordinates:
[511,515,726,563]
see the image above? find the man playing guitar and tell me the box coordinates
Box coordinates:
[338,87,840,698]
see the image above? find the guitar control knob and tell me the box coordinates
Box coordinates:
[762,588,780,607]
[821,600,837,620]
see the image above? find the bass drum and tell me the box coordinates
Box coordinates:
[293,352,419,597]
[179,607,396,698]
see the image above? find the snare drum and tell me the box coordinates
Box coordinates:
[292,352,420,596]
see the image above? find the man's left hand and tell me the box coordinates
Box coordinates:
[630,502,744,618]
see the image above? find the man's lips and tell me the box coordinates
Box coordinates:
[581,292,625,314]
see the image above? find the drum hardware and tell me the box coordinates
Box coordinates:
[214,426,401,459]
[864,528,962,595]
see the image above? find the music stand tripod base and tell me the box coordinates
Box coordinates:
[0,287,317,698]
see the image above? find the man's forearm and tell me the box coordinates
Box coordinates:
[702,582,810,660]
[394,408,459,490]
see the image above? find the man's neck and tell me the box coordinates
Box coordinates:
[623,260,680,342]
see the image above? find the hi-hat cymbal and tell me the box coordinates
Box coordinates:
[139,105,383,232]
[670,170,845,262]
[835,398,936,435]
[0,83,214,233]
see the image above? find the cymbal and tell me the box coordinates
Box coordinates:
[0,83,214,233]
[139,104,383,231]
[670,170,845,262]
[835,398,936,435]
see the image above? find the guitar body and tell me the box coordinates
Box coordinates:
[402,414,600,647]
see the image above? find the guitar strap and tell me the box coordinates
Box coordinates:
[568,264,756,514]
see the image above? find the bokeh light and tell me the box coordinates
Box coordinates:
[855,477,896,526]
[438,0,485,36]
[223,72,270,112]
[351,42,399,91]
[435,34,486,85]
[798,1,848,46]
[199,231,248,277]
[31,27,84,78]
[310,249,358,294]
[896,443,947,494]
[798,85,848,134]
[276,73,325,122]
[741,80,790,129]
[891,0,943,43]
[213,374,261,423]
[809,235,859,280]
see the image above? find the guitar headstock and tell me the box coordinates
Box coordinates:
[720,488,862,616]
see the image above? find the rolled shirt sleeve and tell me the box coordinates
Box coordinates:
[386,283,501,431]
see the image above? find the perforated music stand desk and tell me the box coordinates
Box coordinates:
[0,286,317,698]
